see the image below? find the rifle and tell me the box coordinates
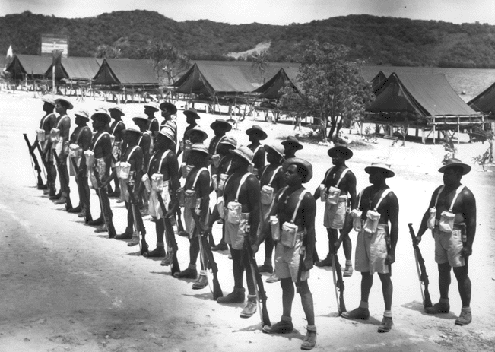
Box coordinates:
[126,177,149,255]
[408,224,433,309]
[191,204,224,300]
[156,191,181,276]
[23,134,45,187]
[331,253,347,316]
[244,233,271,328]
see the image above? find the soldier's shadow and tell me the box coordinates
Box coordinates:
[182,292,216,301]
[320,312,381,326]
[237,325,305,340]
[402,301,457,319]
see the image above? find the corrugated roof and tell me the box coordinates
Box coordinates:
[367,72,478,117]
[104,59,158,85]
[15,55,52,75]
[61,57,100,81]
[469,82,495,115]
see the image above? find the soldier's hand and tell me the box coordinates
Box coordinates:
[251,243,259,254]
[385,254,395,265]
[414,235,422,246]
[460,246,472,258]
[303,256,313,271]
[334,238,343,252]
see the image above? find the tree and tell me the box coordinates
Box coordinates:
[280,41,374,141]
[95,44,121,59]
[146,40,190,86]
[250,50,269,84]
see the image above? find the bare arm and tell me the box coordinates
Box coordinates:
[417,187,441,237]
[301,193,317,270]
[246,174,261,244]
[462,188,477,250]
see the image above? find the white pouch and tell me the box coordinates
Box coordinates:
[364,210,380,234]
[319,184,326,201]
[281,222,299,248]
[218,173,228,191]
[141,174,151,192]
[119,162,131,180]
[112,141,122,160]
[211,154,221,168]
[217,196,225,219]
[439,211,455,233]
[427,208,436,230]
[69,144,81,158]
[50,128,60,143]
[36,128,46,142]
[226,200,242,224]
[96,158,106,181]
[84,150,95,168]
[270,216,280,241]
[326,186,342,205]
[351,209,363,232]
[261,185,275,205]
[151,173,163,191]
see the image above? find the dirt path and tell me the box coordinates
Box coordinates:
[0,92,494,351]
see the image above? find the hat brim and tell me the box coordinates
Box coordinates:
[283,157,313,183]
[55,99,74,110]
[265,144,284,157]
[132,117,148,123]
[75,114,90,121]
[189,130,208,141]
[230,149,251,164]
[328,146,353,160]
[144,106,159,112]
[438,163,471,175]
[246,128,267,140]
[282,140,303,150]
[365,166,395,178]
[184,111,200,119]
[211,121,232,131]
[91,113,111,123]
[109,109,125,116]
[160,103,177,114]
[124,129,142,135]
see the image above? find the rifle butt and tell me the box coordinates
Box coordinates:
[261,306,271,327]
[424,289,433,309]
[213,281,223,300]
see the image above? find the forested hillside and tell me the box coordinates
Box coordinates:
[1,10,494,67]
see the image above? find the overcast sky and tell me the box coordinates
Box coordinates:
[0,0,494,25]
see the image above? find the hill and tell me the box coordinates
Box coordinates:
[1,11,495,67]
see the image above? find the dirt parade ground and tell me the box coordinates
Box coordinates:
[0,91,494,352]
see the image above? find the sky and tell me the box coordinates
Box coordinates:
[0,0,494,25]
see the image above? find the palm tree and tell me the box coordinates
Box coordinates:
[251,50,269,84]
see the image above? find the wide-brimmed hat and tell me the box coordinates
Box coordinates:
[184,108,200,119]
[210,119,232,131]
[231,145,254,164]
[218,136,237,148]
[158,126,175,141]
[41,95,56,105]
[264,143,284,158]
[144,102,159,112]
[55,97,73,110]
[281,136,303,150]
[439,158,471,175]
[246,125,268,140]
[365,162,395,178]
[190,143,209,155]
[328,144,353,160]
[108,106,125,116]
[91,108,111,123]
[284,157,313,183]
[132,115,148,124]
[160,102,177,114]
[124,126,142,136]
[188,126,208,142]
[74,110,89,121]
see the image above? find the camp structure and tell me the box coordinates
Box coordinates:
[45,57,100,85]
[252,67,300,99]
[93,58,159,90]
[469,82,495,118]
[5,54,52,80]
[365,72,483,143]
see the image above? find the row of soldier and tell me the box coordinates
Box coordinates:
[32,95,476,350]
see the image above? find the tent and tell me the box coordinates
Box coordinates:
[5,54,52,79]
[252,67,300,99]
[46,57,100,83]
[366,72,483,143]
[93,58,159,88]
[469,82,495,117]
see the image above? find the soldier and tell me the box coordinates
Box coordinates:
[133,115,153,215]
[246,125,267,177]
[282,136,303,159]
[39,95,58,197]
[262,157,317,350]
[67,110,92,214]
[144,102,160,140]
[174,144,211,291]
[50,97,73,209]
[160,102,177,134]
[88,109,117,238]
[415,158,476,326]
[314,145,357,277]
[216,146,261,320]
[256,143,286,283]
[108,106,126,198]
[177,108,201,159]
[144,126,180,259]
[342,163,398,333]
[115,127,144,241]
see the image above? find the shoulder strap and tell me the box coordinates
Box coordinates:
[235,172,252,201]
[192,167,208,190]
[357,190,363,209]
[449,185,465,212]
[126,146,139,162]
[268,165,282,186]
[158,150,171,171]
[94,132,109,148]
[433,186,444,208]
[335,168,350,188]
[323,166,334,185]
[373,189,391,211]
[291,187,307,222]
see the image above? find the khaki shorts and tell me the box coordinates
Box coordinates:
[323,200,347,230]
[184,207,196,238]
[355,225,390,275]
[224,210,250,250]
[148,181,170,220]
[274,237,310,282]
[433,228,465,267]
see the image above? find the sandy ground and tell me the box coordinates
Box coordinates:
[0,91,494,352]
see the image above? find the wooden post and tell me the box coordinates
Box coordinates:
[457,117,460,145]
[433,116,436,144]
